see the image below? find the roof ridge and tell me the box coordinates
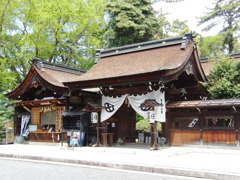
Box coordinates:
[96,32,196,59]
[200,52,240,62]
[43,62,86,75]
[30,58,86,75]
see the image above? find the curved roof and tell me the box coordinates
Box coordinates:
[64,34,207,89]
[5,61,84,100]
[68,43,193,82]
[34,67,83,87]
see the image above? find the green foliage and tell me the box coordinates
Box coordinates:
[104,0,188,47]
[202,55,240,99]
[0,93,15,130]
[0,59,16,124]
[136,113,144,122]
[198,0,240,53]
[136,118,162,133]
[104,0,160,47]
[0,0,106,85]
[0,105,14,123]
[153,9,170,39]
[168,19,190,36]
[0,0,106,120]
[153,0,184,2]
[136,118,150,132]
[198,35,225,58]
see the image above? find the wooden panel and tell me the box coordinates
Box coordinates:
[31,107,41,128]
[203,131,236,145]
[170,130,201,145]
[56,106,65,132]
[29,132,67,142]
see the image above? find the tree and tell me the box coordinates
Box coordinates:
[1,0,106,122]
[202,55,240,99]
[198,34,225,57]
[0,59,17,123]
[0,0,106,85]
[104,0,160,47]
[136,118,162,133]
[149,9,170,39]
[168,19,190,36]
[198,0,240,53]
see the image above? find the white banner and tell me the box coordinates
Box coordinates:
[101,90,166,122]
[127,90,155,119]
[155,90,166,122]
[20,115,30,136]
[101,94,127,122]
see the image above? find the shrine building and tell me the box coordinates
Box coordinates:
[5,33,240,148]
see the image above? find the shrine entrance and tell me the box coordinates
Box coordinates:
[103,103,137,144]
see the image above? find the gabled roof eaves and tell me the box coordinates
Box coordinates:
[5,61,84,99]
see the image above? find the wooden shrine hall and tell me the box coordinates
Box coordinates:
[5,58,100,144]
[63,32,215,149]
[6,33,240,148]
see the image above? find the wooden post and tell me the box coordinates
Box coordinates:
[6,128,8,145]
[236,130,239,147]
[150,123,154,147]
[150,121,159,150]
[235,113,239,146]
[96,111,101,146]
[199,113,203,146]
[61,118,63,147]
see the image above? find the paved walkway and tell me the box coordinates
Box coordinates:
[0,144,240,180]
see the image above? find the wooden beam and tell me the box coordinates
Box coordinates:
[101,86,150,96]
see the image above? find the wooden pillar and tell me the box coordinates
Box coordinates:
[235,113,239,147]
[96,111,101,146]
[14,107,18,136]
[65,98,70,112]
[150,121,159,150]
[163,111,170,145]
[61,116,64,146]
[162,111,170,146]
[199,113,204,146]
[150,123,154,147]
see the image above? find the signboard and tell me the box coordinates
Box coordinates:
[29,125,38,132]
[147,110,155,123]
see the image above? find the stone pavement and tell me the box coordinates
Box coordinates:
[0,144,240,180]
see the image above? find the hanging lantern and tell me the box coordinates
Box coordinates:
[91,112,98,124]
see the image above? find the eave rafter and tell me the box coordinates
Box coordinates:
[99,81,163,97]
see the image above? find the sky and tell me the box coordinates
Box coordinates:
[153,0,220,36]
